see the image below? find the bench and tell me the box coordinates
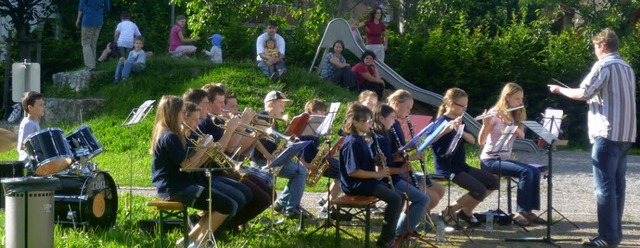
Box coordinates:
[146,200,190,248]
[331,195,379,248]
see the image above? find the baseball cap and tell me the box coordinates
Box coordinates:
[264,91,292,104]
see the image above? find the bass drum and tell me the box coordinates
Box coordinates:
[53,171,118,228]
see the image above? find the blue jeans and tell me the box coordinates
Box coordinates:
[251,159,306,212]
[370,183,403,245]
[114,59,144,81]
[393,178,429,235]
[257,60,285,76]
[481,159,541,212]
[212,176,252,210]
[591,137,631,245]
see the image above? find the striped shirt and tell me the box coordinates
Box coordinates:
[580,52,636,143]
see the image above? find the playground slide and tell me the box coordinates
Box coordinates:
[310,18,539,153]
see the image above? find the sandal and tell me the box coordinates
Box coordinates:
[524,212,547,225]
[513,212,530,226]
[440,206,456,224]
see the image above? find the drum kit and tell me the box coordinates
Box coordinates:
[0,125,118,229]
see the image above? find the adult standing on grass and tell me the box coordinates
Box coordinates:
[169,15,199,59]
[256,20,286,78]
[548,28,636,248]
[77,0,111,71]
[353,7,388,63]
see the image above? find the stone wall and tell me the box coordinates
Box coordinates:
[44,98,106,125]
[52,71,108,92]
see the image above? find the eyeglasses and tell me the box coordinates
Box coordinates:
[360,118,373,124]
[453,102,467,109]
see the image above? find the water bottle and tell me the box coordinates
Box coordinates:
[435,219,446,243]
[485,211,494,232]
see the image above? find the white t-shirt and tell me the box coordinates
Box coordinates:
[255,33,285,61]
[17,117,40,161]
[115,20,141,49]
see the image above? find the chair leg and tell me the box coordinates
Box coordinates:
[159,211,164,248]
[365,205,371,248]
[507,178,513,213]
[182,209,189,247]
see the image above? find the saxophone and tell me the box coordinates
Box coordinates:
[306,139,331,187]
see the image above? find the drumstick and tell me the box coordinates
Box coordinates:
[551,78,570,88]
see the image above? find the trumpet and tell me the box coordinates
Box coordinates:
[207,113,263,138]
[474,105,525,120]
[222,109,289,125]
[182,121,242,171]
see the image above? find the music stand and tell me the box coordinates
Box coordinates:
[506,120,581,246]
[261,141,311,231]
[120,100,155,224]
[485,125,528,231]
[181,166,235,248]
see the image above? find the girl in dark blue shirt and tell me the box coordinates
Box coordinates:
[339,103,402,248]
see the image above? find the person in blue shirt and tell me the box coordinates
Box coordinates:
[76,0,111,71]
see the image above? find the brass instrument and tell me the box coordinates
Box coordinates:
[222,109,289,126]
[268,129,297,176]
[370,131,394,190]
[207,113,270,139]
[182,121,241,171]
[306,139,331,187]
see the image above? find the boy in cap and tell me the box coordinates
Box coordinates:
[250,91,307,219]
[202,33,223,63]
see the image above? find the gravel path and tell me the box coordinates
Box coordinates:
[121,150,640,247]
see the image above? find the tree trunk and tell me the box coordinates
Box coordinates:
[18,25,32,62]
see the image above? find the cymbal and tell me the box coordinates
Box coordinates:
[0,128,18,153]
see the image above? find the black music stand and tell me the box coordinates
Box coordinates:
[485,125,529,231]
[120,100,155,224]
[261,141,311,232]
[506,120,581,246]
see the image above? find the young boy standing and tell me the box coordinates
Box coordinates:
[202,33,223,63]
[114,37,146,82]
[17,91,45,162]
[114,11,141,60]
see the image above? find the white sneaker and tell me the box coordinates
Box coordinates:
[7,103,21,122]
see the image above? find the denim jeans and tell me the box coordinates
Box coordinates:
[114,59,144,81]
[481,159,541,212]
[212,176,252,210]
[257,60,285,76]
[393,178,429,235]
[370,183,403,245]
[251,159,306,212]
[591,137,631,245]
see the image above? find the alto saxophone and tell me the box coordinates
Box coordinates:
[306,139,331,187]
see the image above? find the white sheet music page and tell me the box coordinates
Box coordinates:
[542,108,563,138]
[127,100,156,126]
[301,115,325,136]
[316,102,341,135]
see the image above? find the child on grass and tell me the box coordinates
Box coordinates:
[17,91,45,162]
[202,33,222,63]
[114,36,146,83]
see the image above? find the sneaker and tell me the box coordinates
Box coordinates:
[456,210,481,228]
[285,210,301,219]
[187,213,201,228]
[583,237,616,247]
[319,206,329,214]
[329,210,353,221]
[273,202,284,213]
[371,207,384,215]
[317,198,327,207]
[7,103,21,122]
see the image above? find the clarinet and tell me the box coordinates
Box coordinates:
[406,117,433,187]
[370,131,394,190]
[389,127,419,188]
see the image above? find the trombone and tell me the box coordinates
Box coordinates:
[182,121,242,171]
[207,113,267,139]
[222,109,289,125]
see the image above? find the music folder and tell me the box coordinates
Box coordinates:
[541,108,563,138]
[490,125,517,154]
[262,140,311,170]
[444,124,465,157]
[315,102,341,136]
[416,119,449,153]
[522,121,557,145]
[301,115,326,136]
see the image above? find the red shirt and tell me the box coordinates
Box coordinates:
[365,19,386,45]
[352,62,376,85]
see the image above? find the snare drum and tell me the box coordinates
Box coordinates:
[66,125,103,160]
[53,171,118,228]
[24,128,73,176]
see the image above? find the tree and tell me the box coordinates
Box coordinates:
[0,0,56,61]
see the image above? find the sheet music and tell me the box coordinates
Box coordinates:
[444,124,465,156]
[416,119,449,153]
[262,140,311,170]
[124,100,155,126]
[301,115,326,136]
[316,102,341,135]
[490,125,517,153]
[542,108,563,138]
[522,120,557,145]
[401,121,435,151]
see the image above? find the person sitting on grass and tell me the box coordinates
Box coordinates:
[114,37,146,83]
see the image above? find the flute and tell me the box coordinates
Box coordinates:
[474,105,525,120]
